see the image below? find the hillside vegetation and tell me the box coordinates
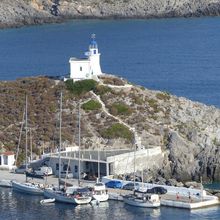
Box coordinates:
[1,75,220,183]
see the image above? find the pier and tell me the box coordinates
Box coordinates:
[0,170,219,210]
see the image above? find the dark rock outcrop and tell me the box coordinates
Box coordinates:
[1,0,220,28]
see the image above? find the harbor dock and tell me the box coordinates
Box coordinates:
[1,170,219,209]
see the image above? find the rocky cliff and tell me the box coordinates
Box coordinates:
[1,75,220,183]
[0,0,220,28]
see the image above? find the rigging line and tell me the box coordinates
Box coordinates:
[58,91,62,190]
[15,106,25,166]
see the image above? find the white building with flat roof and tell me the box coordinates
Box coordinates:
[69,34,102,81]
[0,151,15,170]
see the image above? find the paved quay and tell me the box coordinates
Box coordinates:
[0,170,72,186]
[0,170,96,187]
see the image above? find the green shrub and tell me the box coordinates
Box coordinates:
[110,102,132,116]
[65,79,97,95]
[82,100,102,111]
[101,123,133,140]
[156,92,170,101]
[102,77,124,86]
[94,85,112,96]
[133,96,144,105]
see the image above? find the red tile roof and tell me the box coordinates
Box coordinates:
[2,151,14,156]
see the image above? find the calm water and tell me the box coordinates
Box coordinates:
[0,187,220,220]
[1,18,220,219]
[0,18,220,107]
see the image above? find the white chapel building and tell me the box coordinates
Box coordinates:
[69,34,103,81]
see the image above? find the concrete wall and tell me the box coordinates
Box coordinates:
[107,147,163,175]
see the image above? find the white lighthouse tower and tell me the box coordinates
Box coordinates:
[69,34,102,81]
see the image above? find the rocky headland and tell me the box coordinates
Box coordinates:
[0,0,220,28]
[1,75,220,185]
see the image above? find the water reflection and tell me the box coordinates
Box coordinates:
[0,188,220,220]
[124,204,161,219]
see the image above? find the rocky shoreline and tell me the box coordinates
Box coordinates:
[0,0,220,29]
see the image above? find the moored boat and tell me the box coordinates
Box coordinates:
[11,95,45,196]
[123,190,160,208]
[44,187,92,205]
[40,198,55,204]
[92,182,109,202]
[11,180,44,195]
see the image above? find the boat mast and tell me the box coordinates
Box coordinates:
[15,107,25,166]
[133,129,136,191]
[98,143,100,183]
[78,103,81,186]
[25,94,28,182]
[58,91,62,190]
[30,128,33,162]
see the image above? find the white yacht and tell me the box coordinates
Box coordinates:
[92,182,109,202]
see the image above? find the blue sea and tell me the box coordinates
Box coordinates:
[0,18,220,219]
[0,187,220,220]
[1,18,220,107]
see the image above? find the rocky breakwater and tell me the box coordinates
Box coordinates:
[1,0,220,28]
[1,75,220,184]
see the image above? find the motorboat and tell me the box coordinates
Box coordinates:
[92,182,109,202]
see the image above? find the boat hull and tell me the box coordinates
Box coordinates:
[40,198,55,204]
[0,180,12,188]
[12,181,44,195]
[92,194,109,202]
[44,188,92,205]
[123,196,160,208]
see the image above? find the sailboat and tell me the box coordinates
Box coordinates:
[44,94,92,205]
[123,133,160,208]
[12,95,44,195]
